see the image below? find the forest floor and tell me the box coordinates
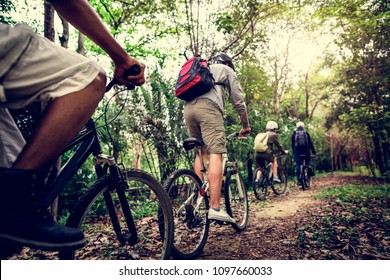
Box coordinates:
[7,173,389,260]
[198,173,389,260]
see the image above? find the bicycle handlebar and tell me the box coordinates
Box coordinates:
[226,132,239,139]
[226,131,249,140]
[105,64,142,92]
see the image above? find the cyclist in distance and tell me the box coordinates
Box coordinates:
[291,121,316,184]
[254,121,288,183]
[0,0,145,252]
[183,52,251,224]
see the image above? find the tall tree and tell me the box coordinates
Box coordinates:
[319,0,390,176]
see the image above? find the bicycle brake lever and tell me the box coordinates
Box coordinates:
[105,64,141,92]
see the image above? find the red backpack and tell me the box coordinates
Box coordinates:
[175,56,216,102]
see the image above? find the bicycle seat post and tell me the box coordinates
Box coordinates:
[196,147,207,176]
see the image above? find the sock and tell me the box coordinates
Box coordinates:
[211,208,220,212]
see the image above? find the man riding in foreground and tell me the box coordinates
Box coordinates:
[0,0,145,253]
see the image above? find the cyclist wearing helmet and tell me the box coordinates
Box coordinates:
[254,121,288,183]
[292,121,316,184]
[184,52,250,224]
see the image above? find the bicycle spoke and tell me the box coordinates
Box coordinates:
[163,169,209,260]
[225,172,248,231]
[61,170,173,260]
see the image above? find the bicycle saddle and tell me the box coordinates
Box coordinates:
[183,138,204,150]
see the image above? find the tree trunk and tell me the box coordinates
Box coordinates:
[44,2,55,41]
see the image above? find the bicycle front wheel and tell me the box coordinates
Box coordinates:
[163,169,209,260]
[271,167,288,195]
[225,172,248,231]
[252,167,267,201]
[60,169,174,260]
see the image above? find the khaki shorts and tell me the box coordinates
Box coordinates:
[184,98,226,154]
[0,27,102,167]
[0,28,102,109]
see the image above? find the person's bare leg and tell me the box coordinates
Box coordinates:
[13,71,106,170]
[194,149,208,180]
[208,153,222,209]
[272,158,278,178]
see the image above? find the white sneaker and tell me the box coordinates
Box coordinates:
[273,177,281,183]
[208,208,236,224]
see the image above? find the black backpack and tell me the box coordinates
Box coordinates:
[295,130,308,149]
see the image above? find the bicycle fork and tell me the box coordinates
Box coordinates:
[94,154,139,246]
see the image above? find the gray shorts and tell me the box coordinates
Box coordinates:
[184,98,226,154]
[0,25,102,167]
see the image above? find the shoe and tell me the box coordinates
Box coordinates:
[208,208,236,224]
[273,177,281,183]
[0,168,86,251]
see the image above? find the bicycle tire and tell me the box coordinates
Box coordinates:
[303,167,311,190]
[225,172,248,231]
[163,169,209,260]
[300,165,308,190]
[252,167,268,200]
[271,166,288,195]
[59,169,174,260]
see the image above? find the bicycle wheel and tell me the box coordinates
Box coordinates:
[163,169,209,259]
[271,166,288,195]
[300,165,308,190]
[60,169,174,260]
[252,167,267,201]
[225,172,248,231]
[302,167,311,190]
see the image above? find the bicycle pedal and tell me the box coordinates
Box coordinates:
[214,220,230,226]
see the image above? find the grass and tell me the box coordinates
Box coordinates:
[315,184,390,204]
[296,182,390,259]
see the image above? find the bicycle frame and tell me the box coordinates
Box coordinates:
[41,119,102,208]
[188,132,245,212]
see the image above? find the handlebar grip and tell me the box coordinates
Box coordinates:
[123,64,141,78]
[105,64,142,92]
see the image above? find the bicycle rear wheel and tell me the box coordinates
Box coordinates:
[60,169,174,260]
[271,166,288,195]
[225,172,248,231]
[300,165,309,190]
[252,167,267,200]
[163,169,209,259]
[302,166,311,190]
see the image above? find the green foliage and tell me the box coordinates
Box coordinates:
[317,0,390,175]
[315,184,390,204]
[0,0,15,23]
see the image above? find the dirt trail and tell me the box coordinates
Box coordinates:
[8,174,386,260]
[197,174,384,260]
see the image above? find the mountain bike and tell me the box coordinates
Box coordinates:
[3,66,174,260]
[298,154,313,190]
[252,154,288,201]
[163,132,248,259]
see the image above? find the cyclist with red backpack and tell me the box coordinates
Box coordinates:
[183,52,251,224]
[291,121,316,184]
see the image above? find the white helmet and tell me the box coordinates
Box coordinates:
[296,121,305,128]
[266,121,278,130]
